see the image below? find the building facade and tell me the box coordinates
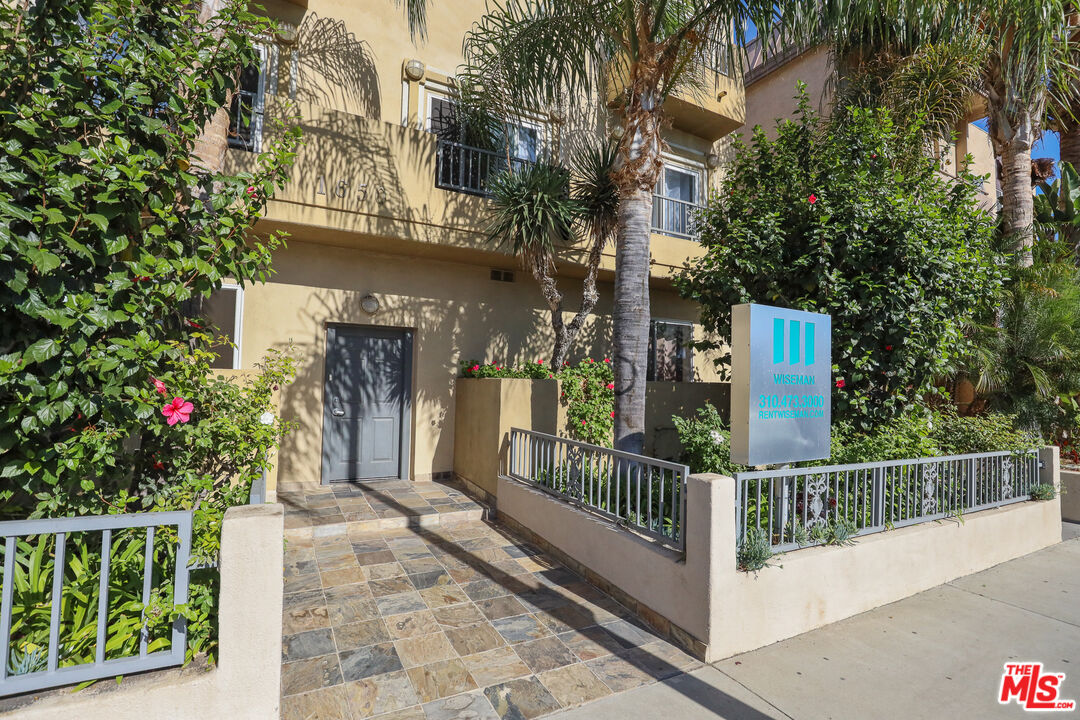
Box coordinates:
[212,1,744,487]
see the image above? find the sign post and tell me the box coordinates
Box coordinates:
[730,303,832,466]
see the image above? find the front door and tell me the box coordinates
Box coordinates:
[321,325,411,482]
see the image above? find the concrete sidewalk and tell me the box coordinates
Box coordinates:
[550,523,1080,719]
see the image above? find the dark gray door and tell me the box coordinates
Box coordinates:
[321,325,411,482]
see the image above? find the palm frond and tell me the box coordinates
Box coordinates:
[568,139,619,246]
[485,163,577,273]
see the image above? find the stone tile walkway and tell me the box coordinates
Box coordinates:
[279,484,702,720]
[279,479,485,537]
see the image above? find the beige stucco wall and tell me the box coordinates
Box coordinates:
[495,447,1063,662]
[3,505,285,720]
[241,241,720,486]
[1062,469,1080,523]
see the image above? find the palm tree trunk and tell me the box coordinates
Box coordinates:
[1061,123,1080,169]
[191,0,231,175]
[999,140,1036,266]
[531,265,568,367]
[612,186,652,454]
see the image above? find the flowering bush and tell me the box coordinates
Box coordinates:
[675,87,1004,430]
[461,358,614,445]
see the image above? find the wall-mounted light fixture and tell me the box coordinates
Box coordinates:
[403,59,426,81]
[360,294,381,315]
[716,90,728,101]
[705,152,720,169]
[277,23,298,46]
[609,124,625,140]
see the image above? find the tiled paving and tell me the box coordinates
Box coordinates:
[279,479,485,538]
[279,483,702,720]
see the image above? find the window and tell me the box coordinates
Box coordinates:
[426,92,458,137]
[228,44,274,152]
[653,161,703,237]
[648,320,694,382]
[196,284,244,369]
[507,120,542,162]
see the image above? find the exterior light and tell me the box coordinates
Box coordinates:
[716,90,728,101]
[403,59,426,81]
[705,152,720,169]
[610,124,625,140]
[277,22,298,46]
[360,294,381,315]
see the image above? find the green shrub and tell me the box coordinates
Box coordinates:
[1029,483,1056,501]
[737,527,776,572]
[675,88,1004,430]
[670,403,747,476]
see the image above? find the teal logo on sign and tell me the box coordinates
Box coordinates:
[772,318,816,366]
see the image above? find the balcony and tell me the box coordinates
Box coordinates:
[652,195,705,239]
[435,139,534,197]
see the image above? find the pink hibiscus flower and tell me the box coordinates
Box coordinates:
[162,397,194,426]
[150,377,168,396]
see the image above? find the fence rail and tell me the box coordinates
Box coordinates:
[652,194,705,239]
[435,139,534,197]
[0,511,193,697]
[735,450,1042,552]
[507,428,690,550]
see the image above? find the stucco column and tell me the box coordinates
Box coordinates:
[215,503,284,718]
[687,473,736,663]
[1039,445,1060,490]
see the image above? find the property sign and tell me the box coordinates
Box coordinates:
[730,303,832,466]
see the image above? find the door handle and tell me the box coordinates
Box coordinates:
[331,398,345,417]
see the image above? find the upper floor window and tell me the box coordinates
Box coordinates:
[653,160,704,238]
[228,44,275,153]
[648,320,694,382]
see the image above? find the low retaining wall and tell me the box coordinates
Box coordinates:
[455,377,729,501]
[496,447,1062,662]
[3,504,284,720]
[1063,468,1080,523]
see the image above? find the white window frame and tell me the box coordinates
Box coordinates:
[656,154,705,204]
[217,282,245,370]
[230,43,276,153]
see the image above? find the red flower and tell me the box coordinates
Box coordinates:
[186,319,202,329]
[606,383,614,390]
[885,345,893,351]
[581,420,586,426]
[603,358,611,363]
[589,359,595,364]
[150,377,168,396]
[871,152,877,159]
[246,185,256,196]
[610,411,615,418]
[162,396,194,426]
[471,364,479,372]
[828,498,837,508]
[153,460,165,470]
[537,359,543,365]
[835,379,846,389]
[808,194,817,205]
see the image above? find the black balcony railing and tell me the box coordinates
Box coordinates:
[435,139,534,197]
[652,195,705,239]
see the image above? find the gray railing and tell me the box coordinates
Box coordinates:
[0,511,193,696]
[507,428,689,550]
[435,139,534,197]
[735,450,1042,552]
[652,195,705,239]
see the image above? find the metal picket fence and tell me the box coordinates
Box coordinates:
[0,511,193,696]
[735,450,1042,552]
[507,428,689,549]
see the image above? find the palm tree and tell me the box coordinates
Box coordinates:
[486,142,619,367]
[462,0,783,453]
[1047,2,1080,167]
[805,0,1078,266]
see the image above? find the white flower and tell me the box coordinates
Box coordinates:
[710,430,725,445]
[259,411,275,426]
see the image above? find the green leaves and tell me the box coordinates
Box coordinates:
[676,94,1003,428]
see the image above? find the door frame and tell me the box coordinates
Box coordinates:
[319,323,414,485]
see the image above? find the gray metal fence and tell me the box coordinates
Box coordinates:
[507,428,690,549]
[0,511,193,696]
[735,450,1042,552]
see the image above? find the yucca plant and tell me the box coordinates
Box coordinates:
[1035,161,1080,259]
[485,140,619,368]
